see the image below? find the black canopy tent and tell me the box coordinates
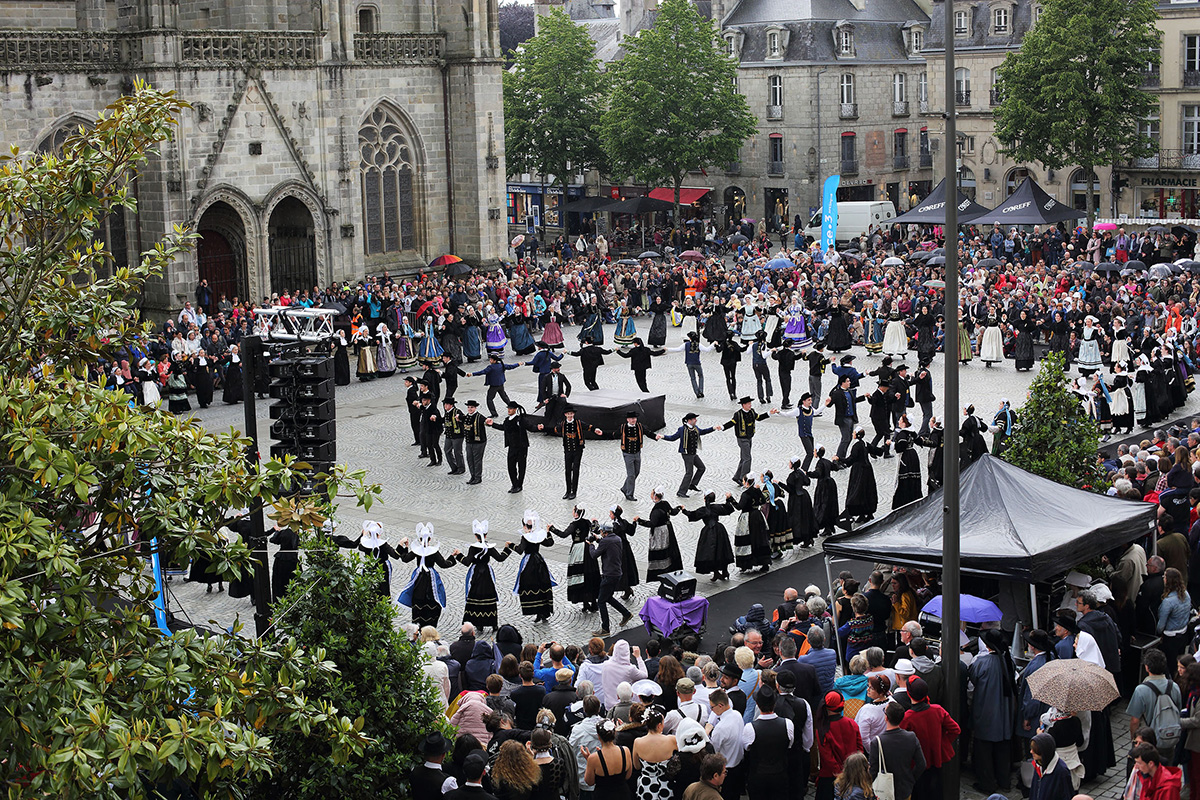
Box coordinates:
[970,177,1085,226]
[562,196,618,213]
[822,455,1156,582]
[890,178,993,226]
[603,196,676,214]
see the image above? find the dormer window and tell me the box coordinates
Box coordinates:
[993,6,1009,33]
[833,21,856,58]
[911,29,923,53]
[954,9,969,36]
[724,29,744,60]
[765,25,789,61]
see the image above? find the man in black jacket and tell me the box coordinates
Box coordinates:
[536,362,571,430]
[868,703,926,800]
[443,397,466,476]
[825,374,860,460]
[444,752,496,800]
[486,401,535,493]
[807,343,829,409]
[743,686,794,800]
[567,342,612,391]
[721,398,770,483]
[772,669,813,800]
[913,359,936,435]
[771,344,798,409]
[408,732,453,797]
[889,363,912,427]
[617,337,666,393]
[591,522,633,636]
[418,394,444,466]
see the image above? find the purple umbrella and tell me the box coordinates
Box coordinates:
[921,594,1002,623]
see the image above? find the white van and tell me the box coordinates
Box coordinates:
[803,201,897,247]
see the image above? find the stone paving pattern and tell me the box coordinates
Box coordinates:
[166,317,1194,800]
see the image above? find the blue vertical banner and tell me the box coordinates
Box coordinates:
[821,175,841,253]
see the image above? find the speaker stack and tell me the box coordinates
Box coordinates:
[268,355,336,494]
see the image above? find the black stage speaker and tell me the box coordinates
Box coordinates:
[658,570,697,602]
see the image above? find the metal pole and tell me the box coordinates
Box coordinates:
[824,555,846,671]
[240,334,273,639]
[940,1,962,797]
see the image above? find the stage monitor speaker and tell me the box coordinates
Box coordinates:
[658,570,697,602]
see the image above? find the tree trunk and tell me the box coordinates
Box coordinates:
[673,176,682,234]
[1086,169,1096,229]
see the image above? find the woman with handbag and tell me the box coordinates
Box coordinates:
[631,709,679,799]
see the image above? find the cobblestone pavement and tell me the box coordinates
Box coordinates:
[162,317,1192,799]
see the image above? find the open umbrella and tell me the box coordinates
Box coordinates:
[444,261,474,278]
[1174,224,1196,239]
[1146,225,1169,235]
[882,256,905,267]
[851,279,876,290]
[930,247,946,256]
[415,299,438,319]
[927,256,946,266]
[1125,259,1147,271]
[428,254,463,269]
[1093,222,1118,232]
[680,249,705,262]
[617,258,639,266]
[765,258,795,270]
[1149,264,1173,279]
[321,300,348,315]
[510,234,525,249]
[1120,269,1138,277]
[1026,659,1119,716]
[730,234,749,245]
[923,279,946,289]
[910,251,933,262]
[920,594,1002,623]
[1185,261,1200,274]
[1094,262,1122,273]
[638,251,662,260]
[976,258,1001,269]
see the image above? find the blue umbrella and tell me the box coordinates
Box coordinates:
[765,257,794,270]
[920,594,1002,623]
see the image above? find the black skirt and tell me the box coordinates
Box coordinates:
[464,568,500,629]
[222,362,244,404]
[695,520,734,575]
[517,554,554,617]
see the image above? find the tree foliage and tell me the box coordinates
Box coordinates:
[498,0,536,61]
[503,8,606,193]
[0,83,382,798]
[601,0,756,222]
[1002,351,1104,490]
[992,0,1160,224]
[250,539,447,799]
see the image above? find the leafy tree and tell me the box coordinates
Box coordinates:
[601,0,756,223]
[250,538,447,798]
[503,7,606,233]
[498,0,536,60]
[992,0,1159,225]
[0,83,380,797]
[1002,351,1104,490]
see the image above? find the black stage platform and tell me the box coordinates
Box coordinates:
[527,388,666,437]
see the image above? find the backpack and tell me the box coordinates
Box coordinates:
[1145,680,1183,752]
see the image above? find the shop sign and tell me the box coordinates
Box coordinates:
[1139,176,1199,188]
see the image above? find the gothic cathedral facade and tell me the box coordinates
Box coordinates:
[0,0,509,313]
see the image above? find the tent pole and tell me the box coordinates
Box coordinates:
[824,555,845,671]
[1030,582,1039,633]
[940,0,962,796]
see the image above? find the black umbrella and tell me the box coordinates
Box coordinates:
[1173,224,1196,239]
[927,256,946,266]
[730,234,749,244]
[976,258,1001,268]
[638,251,662,259]
[1185,261,1200,273]
[617,258,638,266]
[931,247,945,256]
[1094,262,1122,273]
[910,251,933,261]
[1125,259,1147,271]
[445,261,474,278]
[603,196,676,215]
[1146,225,1168,235]
[321,300,348,315]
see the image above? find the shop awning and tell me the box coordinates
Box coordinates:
[648,187,712,205]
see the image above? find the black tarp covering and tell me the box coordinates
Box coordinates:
[525,388,666,438]
[969,177,1085,226]
[822,455,1157,582]
[890,178,993,225]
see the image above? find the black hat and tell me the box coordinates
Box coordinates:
[564,404,576,413]
[840,355,856,364]
[550,361,561,369]
[721,662,742,681]
[981,628,1008,653]
[756,330,766,340]
[895,363,909,372]
[1023,628,1055,654]
[800,392,812,402]
[417,378,429,387]
[625,409,639,418]
[418,732,451,757]
[507,400,522,409]
[739,396,753,405]
[537,341,549,349]
[775,668,796,689]
[443,396,457,405]
[488,352,500,361]
[683,412,699,422]
[813,341,825,350]
[462,752,487,781]
[466,399,480,407]
[1054,610,1080,635]
[688,331,700,340]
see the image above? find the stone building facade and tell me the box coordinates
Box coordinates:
[0,0,509,314]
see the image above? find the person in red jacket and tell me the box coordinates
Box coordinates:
[900,677,961,800]
[1133,741,1183,800]
[815,690,864,800]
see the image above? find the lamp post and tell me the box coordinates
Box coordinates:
[940,1,963,798]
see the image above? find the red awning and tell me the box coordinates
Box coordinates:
[648,187,712,205]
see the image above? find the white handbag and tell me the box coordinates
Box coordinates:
[872,735,896,800]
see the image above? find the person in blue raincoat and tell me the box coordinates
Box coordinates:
[398,523,459,629]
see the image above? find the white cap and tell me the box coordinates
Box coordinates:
[1065,570,1091,588]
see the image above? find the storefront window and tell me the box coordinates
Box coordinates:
[1137,186,1200,219]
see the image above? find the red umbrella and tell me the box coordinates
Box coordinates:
[851,279,875,289]
[415,299,438,319]
[679,250,704,262]
[428,254,464,269]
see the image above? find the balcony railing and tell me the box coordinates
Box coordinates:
[839,102,858,119]
[919,152,934,168]
[841,159,859,175]
[893,100,909,116]
[766,104,782,121]
[768,160,785,176]
[1128,149,1200,170]
[0,30,143,68]
[989,88,1002,106]
[894,155,911,170]
[1185,69,1200,88]
[954,89,971,106]
[919,99,931,113]
[180,31,319,65]
[1143,70,1161,88]
[354,32,445,62]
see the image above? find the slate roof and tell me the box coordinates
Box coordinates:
[923,0,1033,51]
[726,0,929,26]
[724,0,928,64]
[578,18,624,64]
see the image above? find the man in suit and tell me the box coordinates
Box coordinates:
[443,396,467,476]
[567,341,612,391]
[445,752,497,800]
[418,393,444,466]
[825,373,860,460]
[408,731,453,796]
[486,401,535,493]
[536,361,572,431]
[449,622,476,670]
